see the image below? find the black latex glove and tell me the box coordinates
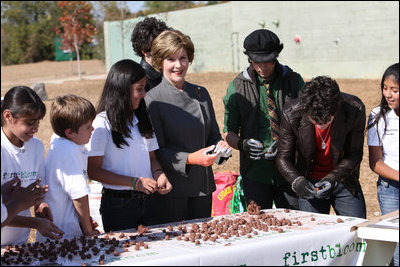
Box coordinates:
[291,176,318,199]
[237,138,264,160]
[315,174,338,199]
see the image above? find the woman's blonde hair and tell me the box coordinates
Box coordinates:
[151,29,194,72]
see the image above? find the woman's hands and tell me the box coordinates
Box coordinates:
[187,141,233,167]
[187,145,219,167]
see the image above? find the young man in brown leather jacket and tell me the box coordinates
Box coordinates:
[276,76,366,218]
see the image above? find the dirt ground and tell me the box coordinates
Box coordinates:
[1,60,382,221]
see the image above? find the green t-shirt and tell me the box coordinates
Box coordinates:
[223,71,304,185]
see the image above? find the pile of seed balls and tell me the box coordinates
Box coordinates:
[1,201,343,265]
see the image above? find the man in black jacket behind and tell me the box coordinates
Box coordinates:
[131,17,171,92]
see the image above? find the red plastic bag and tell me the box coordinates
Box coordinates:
[211,171,239,217]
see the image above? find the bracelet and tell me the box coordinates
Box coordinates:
[132,177,138,190]
[152,168,163,176]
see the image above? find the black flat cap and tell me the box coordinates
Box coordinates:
[244,29,283,62]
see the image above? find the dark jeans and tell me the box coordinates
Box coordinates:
[155,194,213,225]
[298,180,366,219]
[100,188,161,232]
[242,177,299,210]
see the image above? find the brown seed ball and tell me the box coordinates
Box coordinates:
[337,218,343,223]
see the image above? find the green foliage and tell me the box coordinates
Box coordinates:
[1,1,62,65]
[143,1,196,14]
[1,0,226,65]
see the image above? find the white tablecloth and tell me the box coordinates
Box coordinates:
[1,209,368,266]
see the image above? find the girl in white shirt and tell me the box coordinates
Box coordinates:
[367,63,399,266]
[1,86,63,245]
[87,59,172,232]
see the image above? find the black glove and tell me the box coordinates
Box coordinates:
[291,176,318,199]
[315,174,338,199]
[238,138,264,160]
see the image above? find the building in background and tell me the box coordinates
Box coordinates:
[104,1,399,79]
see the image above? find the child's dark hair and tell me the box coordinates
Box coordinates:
[50,94,96,138]
[1,86,46,126]
[367,63,399,139]
[97,59,154,148]
[300,76,342,125]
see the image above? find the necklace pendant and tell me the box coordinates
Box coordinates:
[321,141,326,149]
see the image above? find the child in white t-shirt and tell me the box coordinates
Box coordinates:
[39,94,100,240]
[1,86,64,245]
[87,59,172,232]
[367,62,399,266]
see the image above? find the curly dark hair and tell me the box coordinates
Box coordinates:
[131,17,171,58]
[300,76,341,125]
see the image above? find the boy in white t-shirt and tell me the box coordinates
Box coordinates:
[40,94,100,240]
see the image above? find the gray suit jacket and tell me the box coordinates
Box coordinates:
[145,77,222,197]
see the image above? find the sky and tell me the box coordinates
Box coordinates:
[126,1,145,13]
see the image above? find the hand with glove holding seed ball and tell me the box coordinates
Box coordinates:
[237,138,265,160]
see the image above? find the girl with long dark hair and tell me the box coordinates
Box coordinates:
[87,59,172,232]
[367,63,399,266]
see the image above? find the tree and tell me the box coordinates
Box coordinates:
[1,1,62,65]
[143,1,195,14]
[55,1,97,79]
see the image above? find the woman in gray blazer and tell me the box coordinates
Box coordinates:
[145,29,231,224]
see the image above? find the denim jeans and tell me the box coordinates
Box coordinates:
[298,181,366,219]
[242,177,299,210]
[377,176,399,266]
[100,189,160,232]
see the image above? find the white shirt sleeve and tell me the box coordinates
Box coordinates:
[63,155,91,200]
[1,196,7,224]
[367,107,382,146]
[147,133,159,152]
[87,115,108,157]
